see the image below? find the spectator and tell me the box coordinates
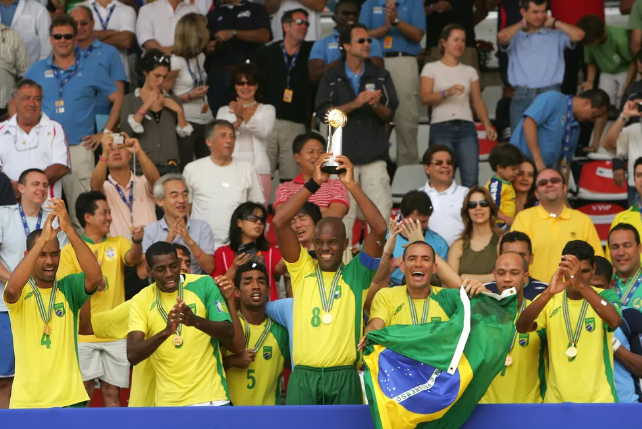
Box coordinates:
[213,202,284,301]
[184,120,263,249]
[315,24,397,247]
[121,50,192,176]
[619,50,642,128]
[448,186,504,283]
[135,0,199,56]
[223,262,289,405]
[516,240,622,403]
[485,231,549,299]
[167,13,212,172]
[629,0,642,57]
[25,15,123,231]
[488,0,522,89]
[255,9,313,182]
[205,0,270,115]
[498,0,584,133]
[173,243,192,274]
[0,173,16,206]
[274,133,349,218]
[513,157,536,215]
[308,0,384,83]
[512,169,604,282]
[83,0,136,79]
[510,89,609,172]
[0,79,70,201]
[143,174,215,275]
[360,0,425,166]
[486,143,523,228]
[70,5,127,117]
[269,0,324,42]
[217,63,275,204]
[1,0,51,64]
[57,191,144,407]
[0,24,30,115]
[608,224,642,311]
[0,169,68,408]
[420,24,497,188]
[608,159,642,248]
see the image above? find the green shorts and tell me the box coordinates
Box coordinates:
[285,365,363,405]
[64,401,88,408]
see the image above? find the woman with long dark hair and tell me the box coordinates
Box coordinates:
[514,158,537,214]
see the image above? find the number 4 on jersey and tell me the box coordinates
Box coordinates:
[41,333,51,349]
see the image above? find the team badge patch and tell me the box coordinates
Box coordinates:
[518,333,529,347]
[585,317,595,332]
[263,346,273,360]
[215,301,226,313]
[105,247,116,261]
[54,302,65,317]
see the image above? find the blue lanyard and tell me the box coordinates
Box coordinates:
[92,3,116,30]
[185,58,204,88]
[18,204,43,237]
[82,45,95,58]
[617,269,642,306]
[51,55,81,100]
[281,43,299,89]
[109,179,134,224]
[562,95,574,162]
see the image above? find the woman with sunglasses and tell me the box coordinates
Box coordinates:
[213,202,284,301]
[165,13,213,171]
[217,64,275,204]
[448,187,505,283]
[120,49,192,176]
[513,158,538,215]
[420,24,497,188]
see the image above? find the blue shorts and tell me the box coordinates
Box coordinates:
[0,312,15,377]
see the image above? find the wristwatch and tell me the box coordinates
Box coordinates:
[392,18,400,26]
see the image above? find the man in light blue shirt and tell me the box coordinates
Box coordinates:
[359,0,424,167]
[497,0,585,133]
[266,298,294,368]
[308,0,383,83]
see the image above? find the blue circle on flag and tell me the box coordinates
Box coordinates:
[377,348,460,415]
[55,309,63,317]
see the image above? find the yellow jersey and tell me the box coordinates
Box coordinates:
[224,316,289,405]
[57,235,131,343]
[4,274,90,408]
[479,299,546,404]
[369,285,452,327]
[92,301,155,407]
[129,273,232,407]
[286,246,379,368]
[606,206,642,263]
[534,287,621,403]
[511,206,604,283]
[486,175,516,227]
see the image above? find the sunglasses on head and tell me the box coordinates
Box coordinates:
[235,81,257,87]
[290,18,310,27]
[244,214,266,224]
[468,200,490,209]
[52,33,74,40]
[537,177,563,187]
[153,54,170,64]
[430,159,454,166]
[355,37,372,44]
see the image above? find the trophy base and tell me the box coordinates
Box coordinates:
[321,163,344,175]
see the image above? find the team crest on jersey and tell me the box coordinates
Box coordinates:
[188,303,197,315]
[585,317,595,332]
[518,333,529,347]
[393,303,404,316]
[550,306,560,318]
[105,247,116,261]
[263,345,273,360]
[334,285,342,300]
[54,302,65,317]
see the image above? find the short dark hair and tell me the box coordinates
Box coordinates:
[594,256,613,281]
[499,231,533,255]
[577,15,605,45]
[299,202,322,225]
[577,88,610,109]
[281,8,308,26]
[50,14,77,35]
[173,243,191,260]
[339,23,368,49]
[400,190,433,218]
[488,143,523,171]
[402,241,435,261]
[231,63,262,100]
[234,261,269,289]
[75,191,106,229]
[12,79,42,99]
[26,229,54,251]
[146,241,177,268]
[562,240,595,266]
[227,202,271,252]
[609,223,641,245]
[634,156,642,176]
[422,145,455,167]
[18,168,47,186]
[292,132,326,155]
[519,0,546,10]
[141,49,171,74]
[208,119,235,139]
[335,0,359,13]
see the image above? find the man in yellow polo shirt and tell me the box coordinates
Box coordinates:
[273,153,387,405]
[57,191,144,406]
[517,240,622,403]
[512,168,603,283]
[606,157,642,262]
[3,199,103,408]
[480,252,546,404]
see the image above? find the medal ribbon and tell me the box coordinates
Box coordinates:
[561,95,574,171]
[18,204,43,237]
[617,266,642,306]
[406,288,430,325]
[185,58,205,88]
[92,3,116,30]
[315,264,343,315]
[281,43,299,89]
[155,276,184,338]
[562,289,589,350]
[239,312,273,352]
[507,299,527,354]
[52,55,82,100]
[29,278,57,327]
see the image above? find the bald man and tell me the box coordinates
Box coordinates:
[479,252,546,404]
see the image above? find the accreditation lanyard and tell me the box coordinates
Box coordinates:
[82,45,95,58]
[315,264,343,315]
[239,312,273,352]
[617,266,642,306]
[185,58,204,88]
[108,179,134,225]
[156,276,184,345]
[92,3,116,30]
[52,55,81,100]
[281,43,299,89]
[18,204,43,237]
[562,95,574,163]
[562,290,589,360]
[29,277,58,334]
[406,289,429,325]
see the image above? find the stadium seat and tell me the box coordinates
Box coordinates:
[587,145,616,161]
[577,160,627,201]
[576,202,625,246]
[391,164,427,204]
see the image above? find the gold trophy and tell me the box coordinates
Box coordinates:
[321,108,348,174]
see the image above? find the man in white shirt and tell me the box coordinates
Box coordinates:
[418,145,468,246]
[269,0,325,41]
[135,0,200,56]
[0,79,70,201]
[0,0,51,63]
[183,119,265,249]
[83,0,136,79]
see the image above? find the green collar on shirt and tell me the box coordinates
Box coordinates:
[81,234,108,244]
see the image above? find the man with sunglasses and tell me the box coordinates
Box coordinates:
[269,0,324,42]
[308,0,384,83]
[511,168,603,283]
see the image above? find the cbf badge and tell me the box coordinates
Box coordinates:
[105,247,116,262]
[518,333,529,347]
[263,346,272,360]
[585,317,596,332]
[54,302,65,318]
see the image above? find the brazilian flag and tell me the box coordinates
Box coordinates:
[363,288,517,429]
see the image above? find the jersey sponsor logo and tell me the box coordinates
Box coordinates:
[489,180,500,203]
[105,247,116,261]
[632,297,642,310]
[569,232,576,239]
[585,317,595,332]
[518,333,529,347]
[215,300,226,313]
[54,302,65,317]
[550,306,560,318]
[237,10,251,18]
[188,303,197,315]
[328,42,338,49]
[393,303,404,316]
[263,345,272,360]
[45,70,54,78]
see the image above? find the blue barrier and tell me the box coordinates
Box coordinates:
[0,404,639,429]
